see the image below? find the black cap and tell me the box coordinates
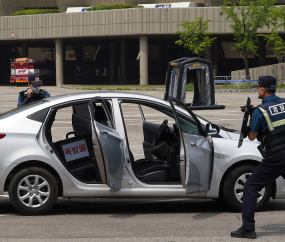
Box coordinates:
[252,75,276,88]
[28,74,43,86]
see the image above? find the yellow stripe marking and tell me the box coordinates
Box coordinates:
[272,119,285,128]
[258,107,274,131]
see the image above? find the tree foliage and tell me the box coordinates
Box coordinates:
[221,0,277,78]
[259,6,285,60]
[10,9,61,16]
[174,17,217,58]
[262,33,285,59]
[87,4,143,11]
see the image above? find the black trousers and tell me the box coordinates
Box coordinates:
[242,150,285,230]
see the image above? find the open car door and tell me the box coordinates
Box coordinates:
[169,97,215,194]
[88,97,125,190]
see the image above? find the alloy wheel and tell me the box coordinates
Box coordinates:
[17,175,50,208]
[234,173,265,204]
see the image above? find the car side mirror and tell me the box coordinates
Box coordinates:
[206,123,220,136]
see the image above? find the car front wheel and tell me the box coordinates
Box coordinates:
[222,165,272,212]
[8,167,58,215]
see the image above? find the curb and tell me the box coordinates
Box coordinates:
[61,85,165,91]
[60,85,285,93]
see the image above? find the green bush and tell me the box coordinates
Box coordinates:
[87,4,143,11]
[10,9,61,16]
[186,83,194,91]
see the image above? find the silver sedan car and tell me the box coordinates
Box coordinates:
[0,92,284,215]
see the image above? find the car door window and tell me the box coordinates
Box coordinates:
[91,101,114,129]
[177,115,199,135]
[73,103,91,120]
[51,106,73,142]
[142,104,199,135]
[140,105,176,126]
[169,98,205,136]
[120,103,145,160]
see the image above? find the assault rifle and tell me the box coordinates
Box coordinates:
[238,97,256,148]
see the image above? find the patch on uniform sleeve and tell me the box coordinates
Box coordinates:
[269,103,285,116]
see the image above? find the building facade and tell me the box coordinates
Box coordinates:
[0,0,246,16]
[2,0,285,16]
[0,1,284,86]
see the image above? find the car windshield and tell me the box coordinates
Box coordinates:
[194,113,211,124]
[0,100,49,119]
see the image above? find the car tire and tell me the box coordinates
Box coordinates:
[222,165,272,212]
[8,167,58,215]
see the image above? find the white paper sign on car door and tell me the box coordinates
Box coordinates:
[62,139,90,162]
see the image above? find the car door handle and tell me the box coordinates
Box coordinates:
[190,142,197,147]
[101,130,109,136]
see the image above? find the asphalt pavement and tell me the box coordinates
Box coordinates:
[1,86,285,241]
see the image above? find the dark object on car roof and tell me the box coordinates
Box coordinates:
[164,57,225,110]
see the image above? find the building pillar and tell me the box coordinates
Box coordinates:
[140,35,148,85]
[121,39,127,84]
[259,37,266,67]
[0,46,12,85]
[55,39,64,87]
[21,43,28,58]
[110,42,117,84]
[51,47,54,62]
[13,47,21,58]
[212,40,220,76]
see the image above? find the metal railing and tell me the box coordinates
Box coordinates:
[214,75,259,93]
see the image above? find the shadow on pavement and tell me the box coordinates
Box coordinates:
[47,197,285,217]
[1,196,285,219]
[258,223,285,237]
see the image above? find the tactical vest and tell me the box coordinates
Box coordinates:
[257,97,285,156]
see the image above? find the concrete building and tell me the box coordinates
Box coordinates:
[0,0,284,86]
[0,0,262,15]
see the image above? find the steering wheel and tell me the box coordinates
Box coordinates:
[153,119,168,145]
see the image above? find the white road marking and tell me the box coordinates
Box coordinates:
[0,213,19,217]
[124,119,161,121]
[0,195,9,198]
[209,119,241,121]
[53,121,72,124]
[52,127,73,129]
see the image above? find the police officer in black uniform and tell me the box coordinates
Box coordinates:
[18,74,51,107]
[231,76,285,239]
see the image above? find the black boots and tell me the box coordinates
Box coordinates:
[231,226,257,239]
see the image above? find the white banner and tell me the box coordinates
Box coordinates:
[62,139,90,162]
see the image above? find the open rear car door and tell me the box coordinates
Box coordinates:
[88,97,125,190]
[169,97,216,194]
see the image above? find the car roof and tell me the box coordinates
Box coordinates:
[46,91,168,105]
[46,91,209,126]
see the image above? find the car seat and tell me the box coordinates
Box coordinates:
[129,151,170,183]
